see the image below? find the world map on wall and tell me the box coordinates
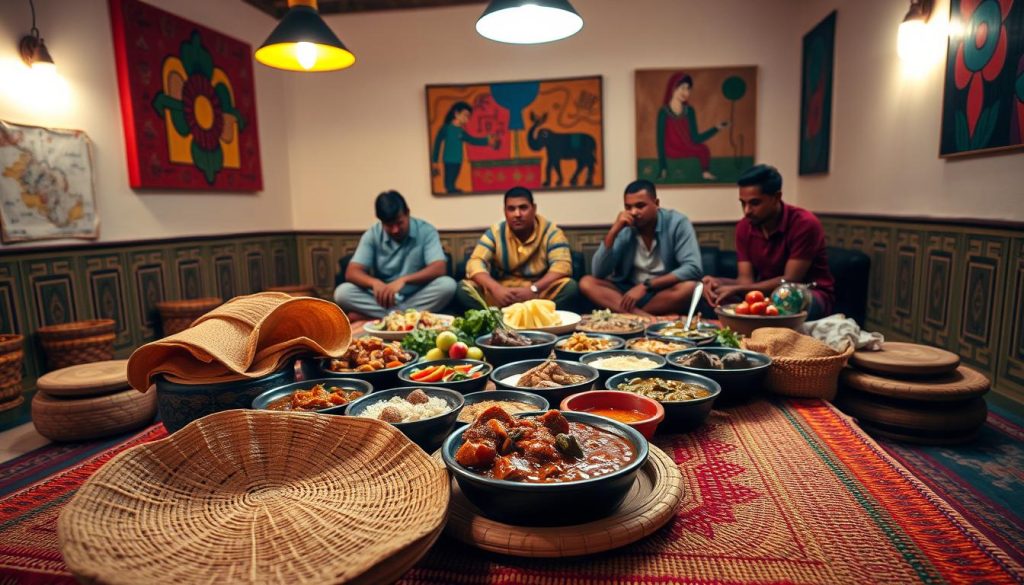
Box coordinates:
[0,120,99,242]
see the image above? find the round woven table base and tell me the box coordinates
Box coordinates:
[836,389,987,446]
[32,388,157,442]
[435,444,683,558]
[0,395,24,413]
[840,365,989,402]
[36,360,130,398]
[855,419,981,446]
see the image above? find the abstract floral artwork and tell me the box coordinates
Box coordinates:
[110,0,263,190]
[425,76,603,195]
[799,11,836,175]
[940,0,1024,157]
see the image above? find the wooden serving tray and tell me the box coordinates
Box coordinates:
[36,359,130,398]
[850,342,960,377]
[434,444,682,558]
[840,365,989,402]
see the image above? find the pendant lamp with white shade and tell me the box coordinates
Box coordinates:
[476,0,584,44]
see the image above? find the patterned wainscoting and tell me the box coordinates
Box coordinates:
[819,215,1024,406]
[0,233,298,393]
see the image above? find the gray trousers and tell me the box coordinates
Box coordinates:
[333,276,457,318]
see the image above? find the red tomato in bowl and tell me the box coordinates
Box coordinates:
[734,302,751,315]
[744,290,765,304]
[749,301,768,315]
[764,304,780,316]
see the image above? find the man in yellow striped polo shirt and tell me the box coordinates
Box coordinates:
[458,187,578,309]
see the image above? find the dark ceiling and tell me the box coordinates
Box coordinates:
[242,0,485,19]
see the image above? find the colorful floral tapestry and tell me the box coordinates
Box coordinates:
[941,0,1024,157]
[109,0,263,190]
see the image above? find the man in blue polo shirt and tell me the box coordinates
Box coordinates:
[580,180,703,316]
[333,191,456,318]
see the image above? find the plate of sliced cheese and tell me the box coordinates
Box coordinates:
[502,300,580,335]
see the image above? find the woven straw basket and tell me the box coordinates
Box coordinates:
[156,297,222,336]
[37,320,115,371]
[32,388,156,442]
[58,409,449,585]
[751,344,854,399]
[0,333,24,388]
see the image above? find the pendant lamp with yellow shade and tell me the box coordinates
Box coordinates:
[255,0,355,72]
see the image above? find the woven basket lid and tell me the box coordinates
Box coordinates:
[840,365,989,401]
[850,342,960,377]
[36,360,130,398]
[58,409,449,585]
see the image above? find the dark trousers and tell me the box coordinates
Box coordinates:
[444,163,462,193]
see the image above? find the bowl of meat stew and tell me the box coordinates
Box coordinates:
[441,407,648,526]
[606,369,721,432]
[475,330,558,368]
[490,359,599,405]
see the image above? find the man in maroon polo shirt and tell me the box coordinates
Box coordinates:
[702,164,835,319]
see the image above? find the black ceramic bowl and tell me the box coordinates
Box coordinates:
[666,347,771,405]
[344,386,464,452]
[313,347,418,391]
[251,377,374,415]
[475,331,558,368]
[579,349,667,388]
[441,410,649,526]
[490,359,599,405]
[606,369,721,432]
[645,321,719,346]
[553,332,626,362]
[457,389,550,423]
[397,359,491,394]
[155,366,295,434]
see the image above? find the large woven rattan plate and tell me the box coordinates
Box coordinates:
[434,444,682,557]
[58,410,449,585]
[36,359,130,398]
[850,341,960,377]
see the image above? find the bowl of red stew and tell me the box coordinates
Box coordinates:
[606,370,721,432]
[397,359,492,394]
[252,377,373,415]
[559,390,664,439]
[441,407,649,526]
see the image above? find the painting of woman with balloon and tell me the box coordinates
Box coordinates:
[635,67,757,186]
[425,76,604,195]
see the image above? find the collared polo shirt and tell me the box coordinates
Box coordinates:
[350,217,446,291]
[735,203,835,312]
[633,238,666,285]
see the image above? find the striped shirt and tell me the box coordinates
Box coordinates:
[466,215,572,280]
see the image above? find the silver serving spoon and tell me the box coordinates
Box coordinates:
[684,282,704,331]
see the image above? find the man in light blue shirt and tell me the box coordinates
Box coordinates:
[580,180,702,316]
[333,191,456,318]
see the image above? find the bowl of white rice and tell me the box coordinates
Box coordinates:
[579,349,667,388]
[345,386,464,452]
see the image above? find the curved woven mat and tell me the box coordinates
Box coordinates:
[1,400,1021,584]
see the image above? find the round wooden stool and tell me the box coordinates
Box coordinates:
[32,388,157,442]
[836,365,990,445]
[850,342,960,377]
[156,298,222,336]
[36,320,115,371]
[36,360,130,398]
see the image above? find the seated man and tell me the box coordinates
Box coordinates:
[334,190,456,318]
[580,180,702,316]
[703,164,835,319]
[458,186,578,309]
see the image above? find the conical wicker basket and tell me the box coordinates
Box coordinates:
[156,297,222,336]
[37,320,115,371]
[58,409,449,585]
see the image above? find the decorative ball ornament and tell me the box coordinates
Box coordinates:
[770,281,809,315]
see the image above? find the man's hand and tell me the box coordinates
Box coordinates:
[379,278,405,308]
[702,275,720,306]
[489,285,519,307]
[510,287,535,302]
[371,280,392,308]
[614,211,635,230]
[620,284,647,313]
[709,284,744,306]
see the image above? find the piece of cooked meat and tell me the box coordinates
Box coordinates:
[405,389,429,404]
[378,406,404,423]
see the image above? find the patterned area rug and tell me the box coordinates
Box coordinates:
[0,400,1021,584]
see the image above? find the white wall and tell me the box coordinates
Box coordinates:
[0,0,294,248]
[284,0,802,231]
[795,0,1024,222]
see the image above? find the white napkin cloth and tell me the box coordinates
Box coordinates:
[799,314,884,353]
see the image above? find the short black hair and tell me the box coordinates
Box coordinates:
[624,179,656,199]
[375,190,409,222]
[503,186,534,205]
[737,164,782,195]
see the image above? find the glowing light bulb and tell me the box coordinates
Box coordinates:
[897,19,928,61]
[295,42,317,70]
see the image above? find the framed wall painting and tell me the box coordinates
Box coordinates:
[0,120,99,243]
[425,76,604,195]
[799,11,836,176]
[635,67,756,186]
[940,0,1024,157]
[109,0,263,190]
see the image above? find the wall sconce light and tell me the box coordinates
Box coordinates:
[19,0,56,73]
[255,0,355,72]
[898,0,934,61]
[476,0,584,44]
